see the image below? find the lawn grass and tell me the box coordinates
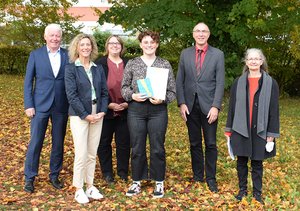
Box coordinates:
[0,74,299,210]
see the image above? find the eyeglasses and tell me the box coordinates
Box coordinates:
[193,30,210,33]
[246,58,262,61]
[108,42,121,46]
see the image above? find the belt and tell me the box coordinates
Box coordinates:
[92,99,97,104]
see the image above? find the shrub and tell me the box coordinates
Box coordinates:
[0,45,30,75]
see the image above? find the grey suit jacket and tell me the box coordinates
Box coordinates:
[176,45,225,115]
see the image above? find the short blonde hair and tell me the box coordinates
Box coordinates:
[68,33,98,63]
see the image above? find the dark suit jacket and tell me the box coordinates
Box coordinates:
[176,45,225,115]
[23,46,69,113]
[65,63,109,120]
[95,56,128,119]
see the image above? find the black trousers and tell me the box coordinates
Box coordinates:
[127,101,168,181]
[186,97,218,182]
[237,156,263,195]
[97,116,130,178]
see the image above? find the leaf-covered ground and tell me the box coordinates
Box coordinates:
[0,75,299,210]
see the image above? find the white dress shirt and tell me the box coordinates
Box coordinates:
[47,47,61,78]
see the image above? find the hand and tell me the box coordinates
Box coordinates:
[25,108,35,118]
[179,104,189,122]
[108,103,125,111]
[85,112,105,124]
[207,107,219,124]
[120,102,128,109]
[266,136,274,142]
[149,98,163,105]
[132,93,147,102]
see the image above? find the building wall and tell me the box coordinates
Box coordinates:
[69,0,128,35]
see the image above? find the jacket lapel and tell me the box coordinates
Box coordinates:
[91,66,98,89]
[189,47,197,78]
[57,49,66,77]
[42,46,55,77]
[77,66,90,83]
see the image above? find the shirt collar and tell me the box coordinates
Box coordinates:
[47,47,60,54]
[75,58,97,68]
[195,44,209,53]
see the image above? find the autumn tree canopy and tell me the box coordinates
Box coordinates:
[0,0,81,48]
[98,0,300,95]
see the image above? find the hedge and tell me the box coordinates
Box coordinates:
[0,46,30,75]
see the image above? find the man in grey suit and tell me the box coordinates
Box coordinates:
[176,22,225,193]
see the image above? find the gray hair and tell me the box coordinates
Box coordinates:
[243,48,268,73]
[44,24,62,36]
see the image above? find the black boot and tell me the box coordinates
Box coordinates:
[253,192,264,205]
[235,189,247,201]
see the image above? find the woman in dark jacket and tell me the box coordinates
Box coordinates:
[65,34,108,204]
[225,48,279,204]
[95,35,130,183]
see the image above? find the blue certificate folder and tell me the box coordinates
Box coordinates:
[137,78,154,98]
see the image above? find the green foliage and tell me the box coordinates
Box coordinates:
[93,30,113,56]
[0,0,81,49]
[98,0,300,95]
[0,45,30,75]
[123,38,141,58]
[226,0,300,95]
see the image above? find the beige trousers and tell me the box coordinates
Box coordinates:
[70,105,103,188]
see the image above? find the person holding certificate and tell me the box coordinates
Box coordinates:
[121,31,176,198]
[225,48,279,204]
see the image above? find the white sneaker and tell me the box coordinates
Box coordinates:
[126,182,141,196]
[153,182,164,198]
[75,189,89,204]
[85,186,104,200]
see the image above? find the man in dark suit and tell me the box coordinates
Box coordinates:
[23,23,69,193]
[176,22,225,193]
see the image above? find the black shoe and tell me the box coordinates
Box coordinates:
[253,193,264,204]
[235,189,248,201]
[119,175,128,182]
[207,180,218,193]
[49,178,64,189]
[104,175,115,184]
[24,181,34,193]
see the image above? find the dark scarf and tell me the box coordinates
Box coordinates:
[232,71,272,140]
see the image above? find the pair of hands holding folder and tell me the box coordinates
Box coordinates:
[132,93,163,105]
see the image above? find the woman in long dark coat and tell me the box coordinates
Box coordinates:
[225,48,279,204]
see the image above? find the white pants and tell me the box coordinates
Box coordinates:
[70,105,103,188]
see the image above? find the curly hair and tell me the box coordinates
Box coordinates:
[68,33,98,63]
[138,30,160,43]
[104,35,126,56]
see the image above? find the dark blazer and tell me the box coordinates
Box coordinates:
[24,46,69,113]
[95,56,128,119]
[226,76,280,160]
[64,63,109,120]
[176,45,225,115]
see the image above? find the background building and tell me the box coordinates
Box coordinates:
[68,0,129,35]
